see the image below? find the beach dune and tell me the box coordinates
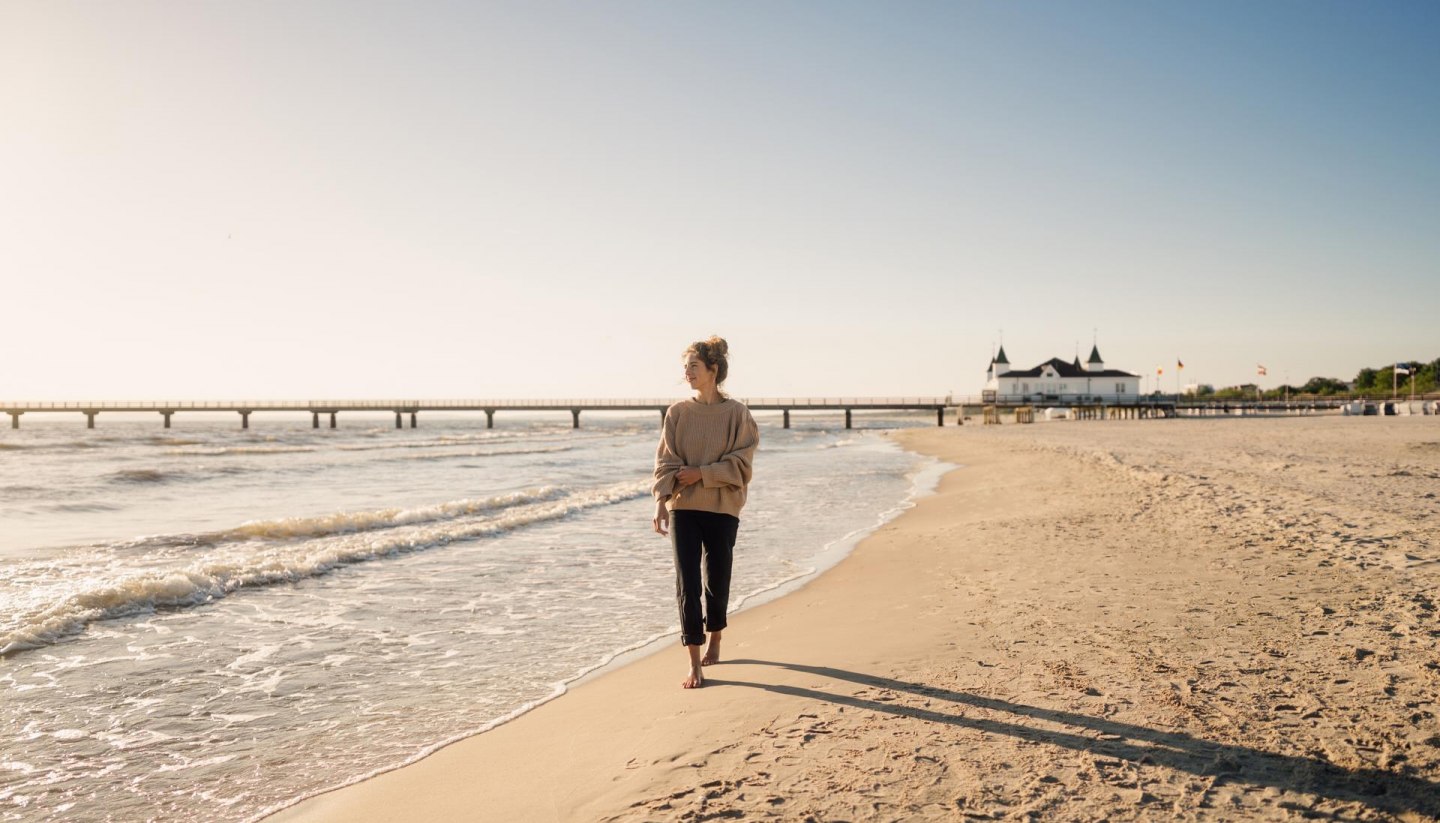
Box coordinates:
[271,417,1440,821]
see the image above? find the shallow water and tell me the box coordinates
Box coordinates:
[0,412,936,821]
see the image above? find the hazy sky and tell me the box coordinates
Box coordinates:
[2,1,1436,400]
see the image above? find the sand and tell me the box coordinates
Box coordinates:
[268,416,1440,821]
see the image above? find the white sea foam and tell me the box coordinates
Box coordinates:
[106,486,574,552]
[0,481,648,656]
[219,486,574,541]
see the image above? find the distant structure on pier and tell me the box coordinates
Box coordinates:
[985,344,1140,403]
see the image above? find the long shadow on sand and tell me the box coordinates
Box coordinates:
[713,659,1440,819]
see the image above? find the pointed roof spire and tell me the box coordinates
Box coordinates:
[995,345,1009,364]
[1087,344,1103,364]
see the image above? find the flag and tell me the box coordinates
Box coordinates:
[1157,366,1163,376]
[1257,364,1268,376]
[1177,359,1184,370]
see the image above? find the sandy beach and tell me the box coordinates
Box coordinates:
[270,416,1440,821]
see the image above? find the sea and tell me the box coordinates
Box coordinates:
[0,409,944,822]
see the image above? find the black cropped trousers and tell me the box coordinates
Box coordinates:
[670,509,738,647]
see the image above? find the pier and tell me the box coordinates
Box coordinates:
[0,398,950,430]
[7,395,1431,432]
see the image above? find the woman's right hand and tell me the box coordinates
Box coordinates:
[652,499,669,537]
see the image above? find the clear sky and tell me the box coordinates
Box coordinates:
[2,1,1436,400]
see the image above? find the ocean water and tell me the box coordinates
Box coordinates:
[0,411,940,822]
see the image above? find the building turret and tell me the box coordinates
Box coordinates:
[1086,344,1104,372]
[993,345,1009,376]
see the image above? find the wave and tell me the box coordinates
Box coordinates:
[43,502,125,513]
[0,439,103,452]
[0,481,650,656]
[105,465,254,486]
[111,469,170,484]
[374,445,576,464]
[216,486,574,541]
[333,431,612,453]
[166,446,317,456]
[110,486,575,551]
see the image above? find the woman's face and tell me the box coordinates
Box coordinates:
[683,354,716,391]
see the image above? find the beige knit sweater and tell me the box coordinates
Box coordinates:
[652,398,758,518]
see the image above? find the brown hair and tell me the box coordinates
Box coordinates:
[684,336,730,387]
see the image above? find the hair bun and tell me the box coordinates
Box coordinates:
[683,336,731,388]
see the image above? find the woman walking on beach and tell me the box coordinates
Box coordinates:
[653,337,759,689]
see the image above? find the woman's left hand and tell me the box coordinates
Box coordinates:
[676,467,702,487]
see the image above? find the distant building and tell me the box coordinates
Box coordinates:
[985,345,1140,402]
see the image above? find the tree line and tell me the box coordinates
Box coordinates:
[1192,357,1438,400]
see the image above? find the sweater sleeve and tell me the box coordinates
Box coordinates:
[700,407,758,490]
[652,411,683,501]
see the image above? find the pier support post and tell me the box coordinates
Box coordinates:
[161,411,173,429]
[571,409,581,429]
[410,412,417,429]
[85,411,96,429]
[845,409,852,429]
[312,412,319,429]
[239,411,251,430]
[783,410,790,429]
[395,412,403,430]
[330,412,337,429]
[485,410,495,429]
[9,412,21,429]
[937,407,945,427]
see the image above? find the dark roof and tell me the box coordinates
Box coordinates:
[998,357,1137,379]
[1088,344,1103,364]
[994,345,1009,364]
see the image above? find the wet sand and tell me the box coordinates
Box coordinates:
[270,416,1440,821]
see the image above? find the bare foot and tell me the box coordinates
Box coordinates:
[682,644,704,688]
[681,665,704,689]
[701,632,722,666]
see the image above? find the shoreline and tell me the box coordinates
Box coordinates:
[570,447,953,694]
[269,418,1440,821]
[259,434,949,822]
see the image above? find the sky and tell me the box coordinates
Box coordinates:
[2,1,1437,401]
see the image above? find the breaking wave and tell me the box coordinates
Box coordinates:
[0,481,649,656]
[215,486,573,541]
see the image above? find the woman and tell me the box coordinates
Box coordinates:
[652,337,759,689]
